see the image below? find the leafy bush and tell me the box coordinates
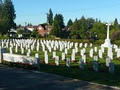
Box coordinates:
[94,40,104,45]
[0,36,9,39]
[113,40,120,45]
[111,31,120,41]
[17,29,23,34]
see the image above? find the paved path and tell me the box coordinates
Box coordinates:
[0,64,119,90]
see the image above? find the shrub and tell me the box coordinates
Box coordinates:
[111,31,120,41]
[94,40,104,45]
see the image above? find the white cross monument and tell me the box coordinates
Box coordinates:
[102,23,112,48]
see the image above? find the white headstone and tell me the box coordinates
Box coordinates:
[62,52,65,61]
[65,48,68,54]
[89,49,93,57]
[66,58,71,67]
[53,51,56,59]
[94,47,97,52]
[99,50,103,59]
[21,48,24,54]
[10,47,12,54]
[27,52,30,57]
[45,54,49,64]
[55,56,59,66]
[94,56,98,61]
[106,57,111,67]
[71,53,75,61]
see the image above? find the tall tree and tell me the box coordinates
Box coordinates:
[67,19,73,28]
[69,19,80,39]
[47,9,53,25]
[0,0,3,35]
[78,16,87,38]
[69,16,95,39]
[85,18,95,39]
[114,18,119,30]
[50,20,60,37]
[54,14,64,28]
[0,0,3,12]
[50,14,65,37]
[86,18,95,30]
[1,0,16,35]
[90,22,106,39]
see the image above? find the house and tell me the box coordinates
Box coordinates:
[9,28,17,38]
[26,26,35,32]
[17,26,32,38]
[16,24,52,38]
[37,24,52,37]
[26,26,38,32]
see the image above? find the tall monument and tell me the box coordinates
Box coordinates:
[102,23,112,48]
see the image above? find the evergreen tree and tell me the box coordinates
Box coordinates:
[114,18,119,30]
[67,19,73,28]
[0,0,3,35]
[50,20,60,37]
[69,19,80,39]
[70,16,95,39]
[79,16,87,36]
[47,9,53,25]
[86,18,95,30]
[1,0,16,35]
[90,22,106,39]
[70,19,80,30]
[50,14,65,37]
[54,14,65,28]
[0,0,3,12]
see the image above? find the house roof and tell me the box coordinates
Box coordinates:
[10,29,17,33]
[38,24,47,29]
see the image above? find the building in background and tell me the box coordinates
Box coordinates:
[37,24,52,37]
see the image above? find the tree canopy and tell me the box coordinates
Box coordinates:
[50,14,65,38]
[0,0,16,36]
[67,19,73,28]
[114,18,119,30]
[47,9,53,25]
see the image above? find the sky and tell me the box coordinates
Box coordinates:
[12,0,120,26]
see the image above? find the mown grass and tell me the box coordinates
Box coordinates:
[39,63,120,87]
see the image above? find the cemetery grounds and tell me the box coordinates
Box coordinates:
[1,39,120,87]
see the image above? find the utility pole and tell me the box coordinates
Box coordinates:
[25,22,27,27]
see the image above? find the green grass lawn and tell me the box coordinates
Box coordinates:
[5,43,120,87]
[39,63,120,87]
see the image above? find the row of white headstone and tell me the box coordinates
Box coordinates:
[1,39,120,63]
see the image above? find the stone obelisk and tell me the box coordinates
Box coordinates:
[102,23,112,48]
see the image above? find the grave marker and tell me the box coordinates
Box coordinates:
[93,61,98,71]
[109,62,114,74]
[35,53,40,69]
[106,57,111,67]
[66,58,71,67]
[55,56,59,66]
[79,59,84,69]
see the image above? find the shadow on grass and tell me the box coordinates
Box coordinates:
[0,64,116,90]
[1,59,120,87]
[39,62,120,87]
